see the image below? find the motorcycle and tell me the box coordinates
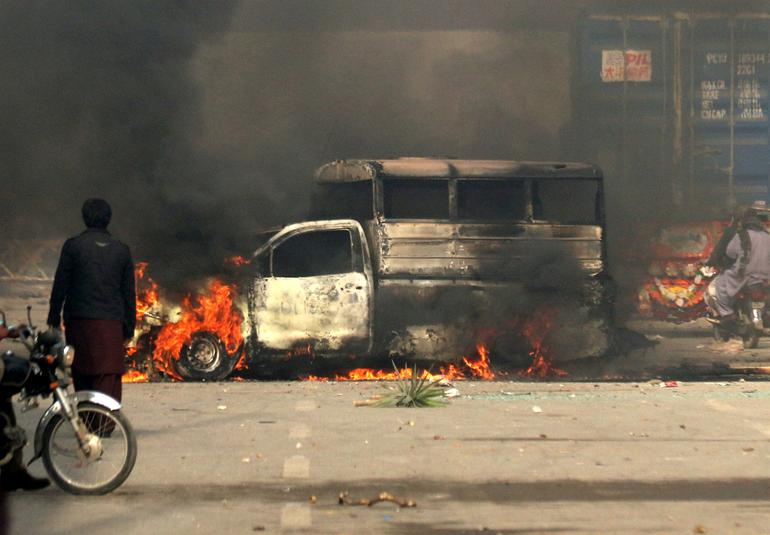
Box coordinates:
[708,278,770,348]
[0,307,137,494]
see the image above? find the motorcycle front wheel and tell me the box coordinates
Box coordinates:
[41,402,137,495]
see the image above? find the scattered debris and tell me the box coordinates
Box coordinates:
[434,378,460,398]
[531,405,543,413]
[252,526,266,532]
[241,457,250,463]
[742,447,755,453]
[217,405,227,411]
[308,495,317,504]
[338,491,416,508]
[354,395,382,407]
[433,434,445,440]
[693,525,707,534]
[664,381,679,388]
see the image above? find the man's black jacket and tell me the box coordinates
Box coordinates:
[47,228,136,338]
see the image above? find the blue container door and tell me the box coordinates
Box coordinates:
[690,16,770,206]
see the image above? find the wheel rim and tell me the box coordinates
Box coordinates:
[186,337,222,372]
[46,406,130,491]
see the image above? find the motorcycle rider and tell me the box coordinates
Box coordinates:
[706,207,770,330]
[0,322,50,491]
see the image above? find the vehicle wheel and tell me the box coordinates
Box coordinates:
[41,402,137,495]
[172,331,239,381]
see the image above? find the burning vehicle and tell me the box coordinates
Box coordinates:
[130,158,614,381]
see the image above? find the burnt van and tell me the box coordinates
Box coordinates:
[220,157,613,378]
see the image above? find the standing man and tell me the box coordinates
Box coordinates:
[47,198,136,401]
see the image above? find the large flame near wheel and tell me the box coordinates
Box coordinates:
[151,280,244,379]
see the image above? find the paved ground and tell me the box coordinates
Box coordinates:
[3,284,770,533]
[5,379,770,534]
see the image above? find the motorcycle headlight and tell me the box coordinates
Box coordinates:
[60,345,75,367]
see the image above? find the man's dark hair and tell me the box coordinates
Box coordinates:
[81,198,112,229]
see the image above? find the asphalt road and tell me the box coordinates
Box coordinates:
[5,379,770,534]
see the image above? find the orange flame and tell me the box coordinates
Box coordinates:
[462,343,495,379]
[135,261,160,321]
[224,255,251,267]
[303,344,494,381]
[521,307,566,378]
[122,369,149,383]
[152,280,244,378]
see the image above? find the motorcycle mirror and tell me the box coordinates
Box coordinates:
[26,305,35,330]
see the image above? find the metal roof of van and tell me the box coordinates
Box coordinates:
[315,158,602,183]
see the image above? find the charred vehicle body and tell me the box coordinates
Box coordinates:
[216,158,614,379]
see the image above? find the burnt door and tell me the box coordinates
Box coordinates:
[254,223,372,353]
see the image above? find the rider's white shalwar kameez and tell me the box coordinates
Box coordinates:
[711,229,770,316]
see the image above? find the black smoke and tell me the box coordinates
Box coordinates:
[4,0,759,300]
[0,1,244,289]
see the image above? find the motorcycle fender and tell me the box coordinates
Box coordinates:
[30,390,122,464]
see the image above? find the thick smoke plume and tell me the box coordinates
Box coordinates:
[3,0,758,304]
[1,0,579,293]
[0,1,244,290]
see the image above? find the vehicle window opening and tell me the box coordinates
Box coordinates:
[383,179,449,219]
[272,230,353,277]
[531,179,600,225]
[309,182,374,221]
[457,180,527,220]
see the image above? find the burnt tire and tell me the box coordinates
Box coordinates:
[172,332,238,381]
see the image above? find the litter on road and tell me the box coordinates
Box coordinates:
[338,491,417,508]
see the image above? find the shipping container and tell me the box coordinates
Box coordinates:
[577,11,770,214]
